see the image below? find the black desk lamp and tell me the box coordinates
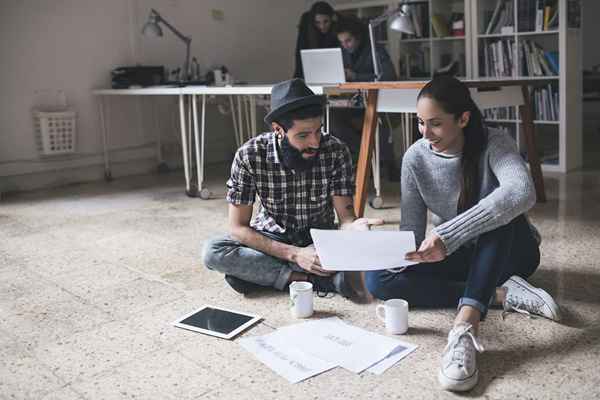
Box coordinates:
[368,3,418,81]
[142,8,191,82]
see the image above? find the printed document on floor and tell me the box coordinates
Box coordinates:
[238,329,337,383]
[310,229,418,271]
[239,317,417,382]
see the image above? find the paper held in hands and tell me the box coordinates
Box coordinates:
[310,229,418,271]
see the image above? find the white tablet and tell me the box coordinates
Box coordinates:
[173,305,262,340]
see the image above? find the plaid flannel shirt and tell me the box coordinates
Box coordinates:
[226,132,354,242]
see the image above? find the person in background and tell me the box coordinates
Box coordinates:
[293,2,339,79]
[365,76,561,392]
[336,15,396,82]
[332,15,399,180]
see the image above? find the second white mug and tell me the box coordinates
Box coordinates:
[376,298,409,334]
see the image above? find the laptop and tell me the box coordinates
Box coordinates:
[300,48,346,85]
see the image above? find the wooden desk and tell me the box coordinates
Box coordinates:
[338,80,548,217]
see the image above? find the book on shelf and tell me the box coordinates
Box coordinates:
[519,40,557,77]
[483,106,517,121]
[450,12,465,36]
[518,0,558,32]
[532,84,559,120]
[431,14,450,38]
[544,51,559,74]
[535,0,544,31]
[485,0,514,34]
[480,38,516,78]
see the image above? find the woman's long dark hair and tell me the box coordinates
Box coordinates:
[417,76,488,212]
[304,2,336,48]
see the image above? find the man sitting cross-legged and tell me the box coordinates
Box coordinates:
[202,78,380,300]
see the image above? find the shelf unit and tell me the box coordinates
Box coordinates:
[471,0,582,172]
[332,0,582,172]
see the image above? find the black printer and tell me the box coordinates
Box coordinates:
[111,66,165,89]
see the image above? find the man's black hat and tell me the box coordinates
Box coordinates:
[264,78,325,124]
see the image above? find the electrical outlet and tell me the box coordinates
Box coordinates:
[211,9,224,21]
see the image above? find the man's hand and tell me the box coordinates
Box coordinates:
[405,232,447,263]
[344,68,356,81]
[343,217,385,231]
[293,245,333,277]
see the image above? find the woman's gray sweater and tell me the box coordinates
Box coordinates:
[400,128,536,255]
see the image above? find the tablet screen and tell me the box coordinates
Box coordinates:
[179,307,254,335]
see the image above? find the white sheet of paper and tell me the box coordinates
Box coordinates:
[275,317,406,374]
[310,229,418,271]
[238,330,336,383]
[365,340,418,375]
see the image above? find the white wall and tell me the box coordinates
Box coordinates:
[0,0,306,192]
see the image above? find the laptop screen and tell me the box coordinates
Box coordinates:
[301,48,346,85]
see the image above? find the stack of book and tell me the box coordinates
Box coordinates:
[484,106,517,121]
[485,0,514,34]
[518,0,558,32]
[533,84,559,120]
[480,39,517,77]
[519,40,558,76]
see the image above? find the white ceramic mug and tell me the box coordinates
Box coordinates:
[376,299,409,334]
[289,281,314,318]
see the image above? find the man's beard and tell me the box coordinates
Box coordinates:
[279,135,319,172]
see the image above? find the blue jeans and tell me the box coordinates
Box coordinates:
[365,215,540,319]
[202,230,312,291]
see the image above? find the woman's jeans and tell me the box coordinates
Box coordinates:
[365,215,540,319]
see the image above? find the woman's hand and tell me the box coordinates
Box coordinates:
[405,233,447,263]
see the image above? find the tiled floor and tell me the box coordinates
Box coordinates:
[1,166,599,399]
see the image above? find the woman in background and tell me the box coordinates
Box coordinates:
[293,2,339,79]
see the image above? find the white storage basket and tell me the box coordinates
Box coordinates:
[34,110,77,155]
[32,90,77,156]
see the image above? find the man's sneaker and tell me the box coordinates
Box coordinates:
[224,275,263,295]
[309,272,370,303]
[502,275,561,321]
[438,323,485,392]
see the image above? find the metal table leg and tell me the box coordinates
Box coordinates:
[178,94,192,195]
[192,94,210,199]
[370,121,383,209]
[98,96,112,181]
[152,99,169,173]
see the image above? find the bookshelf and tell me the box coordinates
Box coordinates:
[333,0,582,172]
[472,0,582,172]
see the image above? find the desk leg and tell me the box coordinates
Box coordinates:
[98,96,112,181]
[354,89,379,217]
[229,95,241,149]
[520,85,547,202]
[250,95,257,139]
[237,96,244,144]
[178,94,192,195]
[243,96,251,141]
[192,94,210,200]
[326,102,330,134]
[152,99,168,173]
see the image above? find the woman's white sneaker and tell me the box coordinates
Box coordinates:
[438,323,485,392]
[502,275,561,321]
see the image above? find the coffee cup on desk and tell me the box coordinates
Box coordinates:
[289,281,314,318]
[376,299,409,335]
